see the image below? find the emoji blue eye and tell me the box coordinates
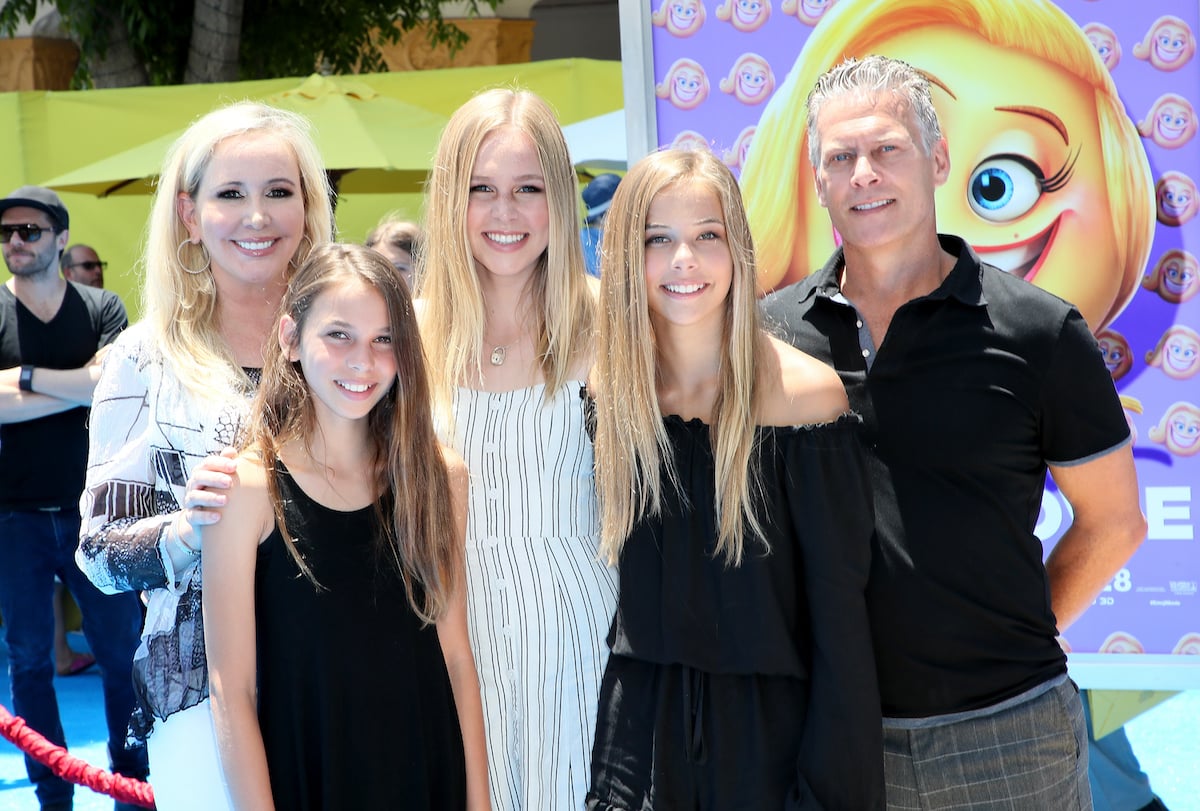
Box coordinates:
[967,156,1043,223]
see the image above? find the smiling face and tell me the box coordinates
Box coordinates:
[283,277,397,427]
[880,26,1124,332]
[793,0,836,25]
[668,63,709,109]
[812,90,950,257]
[1162,330,1200,379]
[1139,95,1198,148]
[666,0,705,35]
[735,58,773,103]
[1157,172,1198,226]
[1164,257,1199,299]
[1137,18,1196,71]
[466,127,550,285]
[1096,329,1131,380]
[1084,22,1121,71]
[1166,407,1200,455]
[732,0,768,31]
[643,181,733,335]
[178,132,305,297]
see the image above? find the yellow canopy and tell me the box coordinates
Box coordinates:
[1,58,623,315]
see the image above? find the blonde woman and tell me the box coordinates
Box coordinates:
[76,101,332,809]
[419,88,618,810]
[587,148,883,809]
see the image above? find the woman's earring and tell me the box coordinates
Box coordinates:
[177,239,211,275]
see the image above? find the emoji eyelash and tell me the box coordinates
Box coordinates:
[1040,148,1078,194]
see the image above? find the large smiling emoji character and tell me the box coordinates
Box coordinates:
[1132,15,1196,72]
[741,0,1154,332]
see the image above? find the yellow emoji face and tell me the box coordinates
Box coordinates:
[884,25,1130,331]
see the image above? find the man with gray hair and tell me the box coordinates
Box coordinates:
[763,55,1146,809]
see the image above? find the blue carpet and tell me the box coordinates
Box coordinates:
[1,634,1197,809]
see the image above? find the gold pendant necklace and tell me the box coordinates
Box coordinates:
[490,344,508,366]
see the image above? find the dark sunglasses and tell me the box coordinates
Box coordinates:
[66,260,108,271]
[0,224,51,244]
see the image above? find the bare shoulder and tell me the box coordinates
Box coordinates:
[758,335,850,427]
[218,452,274,544]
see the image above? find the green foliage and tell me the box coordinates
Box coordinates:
[0,0,500,87]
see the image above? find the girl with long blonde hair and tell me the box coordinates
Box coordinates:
[587,148,883,809]
[418,87,618,811]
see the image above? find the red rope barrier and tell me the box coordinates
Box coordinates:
[0,703,155,808]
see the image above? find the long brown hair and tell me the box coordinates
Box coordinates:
[244,243,458,623]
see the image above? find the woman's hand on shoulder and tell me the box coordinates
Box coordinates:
[197,451,274,554]
[170,447,240,553]
[762,335,850,426]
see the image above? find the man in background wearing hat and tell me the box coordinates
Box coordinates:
[580,172,621,277]
[0,186,147,810]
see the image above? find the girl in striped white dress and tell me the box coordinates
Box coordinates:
[418,88,618,811]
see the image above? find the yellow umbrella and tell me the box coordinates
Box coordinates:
[40,74,449,197]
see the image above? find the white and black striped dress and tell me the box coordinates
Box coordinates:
[451,381,619,811]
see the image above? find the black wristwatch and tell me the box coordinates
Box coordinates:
[19,365,34,392]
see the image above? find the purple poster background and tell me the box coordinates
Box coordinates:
[647,0,1199,674]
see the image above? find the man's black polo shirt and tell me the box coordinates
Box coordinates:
[761,235,1130,718]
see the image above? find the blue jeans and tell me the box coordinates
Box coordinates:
[0,507,147,808]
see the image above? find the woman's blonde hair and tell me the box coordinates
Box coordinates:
[740,0,1154,313]
[142,101,334,400]
[244,243,459,623]
[594,147,766,565]
[418,88,594,424]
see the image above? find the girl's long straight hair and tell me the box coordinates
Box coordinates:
[244,243,459,622]
[594,148,767,566]
[418,88,595,429]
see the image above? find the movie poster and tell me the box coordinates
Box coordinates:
[629,0,1200,685]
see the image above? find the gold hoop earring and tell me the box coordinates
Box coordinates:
[289,234,315,269]
[177,239,211,275]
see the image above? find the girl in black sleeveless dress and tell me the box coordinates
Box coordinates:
[201,244,490,809]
